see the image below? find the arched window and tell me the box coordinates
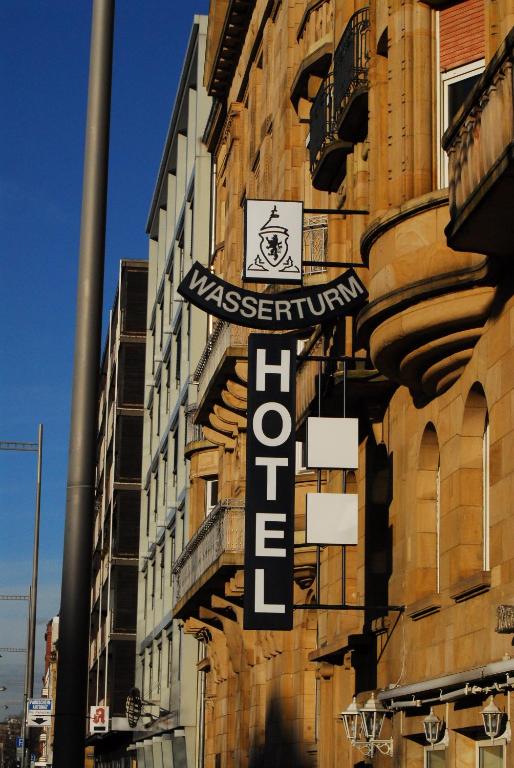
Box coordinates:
[482,414,490,570]
[411,424,440,602]
[453,384,489,583]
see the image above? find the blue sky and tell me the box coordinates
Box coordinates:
[0,0,209,714]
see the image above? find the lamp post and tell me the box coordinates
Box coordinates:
[339,692,393,758]
[0,427,43,768]
[52,1,114,765]
[481,696,505,740]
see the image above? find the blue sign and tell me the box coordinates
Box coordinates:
[15,736,24,748]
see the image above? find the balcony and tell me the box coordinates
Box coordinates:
[172,499,245,617]
[310,75,353,191]
[310,8,370,191]
[357,191,494,401]
[193,321,251,423]
[443,28,514,257]
[334,7,370,142]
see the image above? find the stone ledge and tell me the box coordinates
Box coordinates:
[449,571,491,603]
[406,595,442,621]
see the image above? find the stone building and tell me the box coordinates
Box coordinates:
[169,1,514,767]
[133,15,212,768]
[88,259,148,767]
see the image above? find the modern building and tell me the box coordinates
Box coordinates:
[168,1,514,767]
[133,15,212,768]
[88,259,148,767]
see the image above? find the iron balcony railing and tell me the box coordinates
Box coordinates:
[172,499,245,608]
[185,404,205,445]
[193,319,227,384]
[333,7,370,118]
[309,74,337,172]
[310,8,370,177]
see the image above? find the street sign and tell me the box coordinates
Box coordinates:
[15,736,24,748]
[27,698,52,727]
[90,705,109,733]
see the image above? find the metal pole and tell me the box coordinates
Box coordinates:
[22,424,43,768]
[22,587,31,768]
[27,425,43,701]
[53,2,114,765]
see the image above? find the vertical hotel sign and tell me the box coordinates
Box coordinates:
[244,333,296,630]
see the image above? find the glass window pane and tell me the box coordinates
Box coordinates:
[426,750,447,768]
[479,744,503,768]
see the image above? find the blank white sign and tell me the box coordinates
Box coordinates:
[306,493,358,545]
[306,417,359,469]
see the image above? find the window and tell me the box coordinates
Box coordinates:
[439,60,484,187]
[162,454,168,507]
[141,657,145,698]
[167,632,173,687]
[413,424,440,601]
[175,324,182,384]
[172,429,179,485]
[178,238,185,282]
[156,644,162,694]
[205,477,219,515]
[165,360,171,411]
[169,528,176,586]
[145,490,150,537]
[455,384,489,582]
[159,302,164,349]
[424,748,447,767]
[151,562,155,609]
[177,624,183,681]
[143,573,148,619]
[156,386,161,437]
[483,416,490,571]
[148,650,153,695]
[153,474,158,523]
[149,405,153,457]
[295,441,307,473]
[477,742,505,767]
[159,549,164,599]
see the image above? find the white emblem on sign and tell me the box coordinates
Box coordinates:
[245,200,303,284]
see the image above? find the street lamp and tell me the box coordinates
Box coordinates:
[423,708,448,747]
[0,687,6,692]
[339,697,362,742]
[339,693,393,757]
[481,696,505,740]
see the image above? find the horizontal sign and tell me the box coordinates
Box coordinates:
[27,698,52,727]
[244,200,303,284]
[244,334,296,630]
[178,261,367,330]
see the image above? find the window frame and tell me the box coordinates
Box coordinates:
[438,58,485,188]
[476,739,506,767]
[424,745,447,768]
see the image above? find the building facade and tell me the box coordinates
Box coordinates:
[134,16,212,768]
[88,259,148,767]
[169,1,514,767]
[35,616,59,767]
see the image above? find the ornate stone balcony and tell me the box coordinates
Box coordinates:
[193,320,251,423]
[357,191,495,401]
[443,29,514,257]
[172,500,245,617]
